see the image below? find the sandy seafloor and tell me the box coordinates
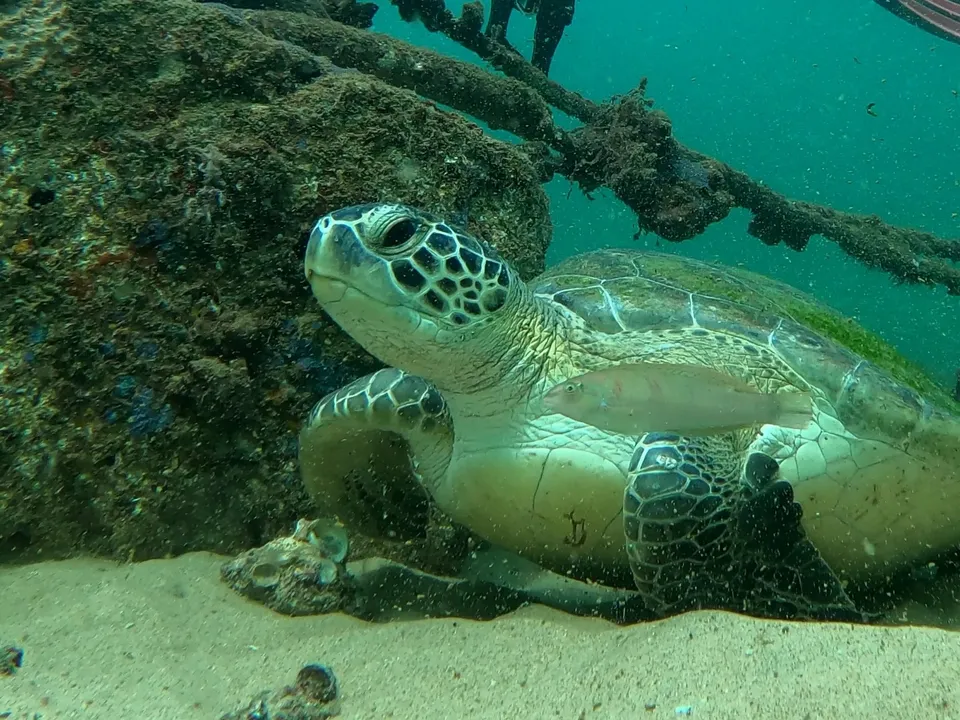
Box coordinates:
[2,553,960,719]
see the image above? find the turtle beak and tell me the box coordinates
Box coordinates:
[304,216,370,304]
[303,222,323,281]
[303,213,413,312]
[302,211,435,372]
[305,217,349,278]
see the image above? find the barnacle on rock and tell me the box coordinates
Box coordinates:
[220,518,355,615]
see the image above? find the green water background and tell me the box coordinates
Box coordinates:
[375,0,959,388]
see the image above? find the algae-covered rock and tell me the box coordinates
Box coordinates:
[0,0,551,561]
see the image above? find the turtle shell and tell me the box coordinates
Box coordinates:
[532,249,960,458]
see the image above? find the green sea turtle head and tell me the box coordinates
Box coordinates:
[304,203,541,391]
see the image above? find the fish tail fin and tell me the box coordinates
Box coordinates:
[773,392,814,429]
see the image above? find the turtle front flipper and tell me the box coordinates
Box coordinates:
[623,432,863,621]
[299,368,454,541]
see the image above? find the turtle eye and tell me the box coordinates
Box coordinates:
[380,219,419,250]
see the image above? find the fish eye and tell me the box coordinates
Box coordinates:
[564,382,578,394]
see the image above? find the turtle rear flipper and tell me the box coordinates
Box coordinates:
[733,455,863,621]
[624,432,862,621]
[299,368,454,540]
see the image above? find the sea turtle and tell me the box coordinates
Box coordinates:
[299,202,960,621]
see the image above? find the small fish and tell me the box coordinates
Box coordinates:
[866,102,878,117]
[543,362,814,437]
